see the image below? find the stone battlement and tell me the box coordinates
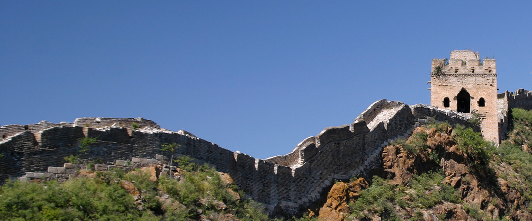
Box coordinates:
[432,50,496,76]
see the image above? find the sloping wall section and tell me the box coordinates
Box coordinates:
[0,100,477,215]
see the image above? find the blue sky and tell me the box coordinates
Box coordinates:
[1,1,531,159]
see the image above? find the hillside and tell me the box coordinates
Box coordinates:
[0,156,270,220]
[309,108,532,220]
[0,105,531,220]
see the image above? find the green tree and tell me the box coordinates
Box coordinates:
[65,137,98,165]
[161,143,181,178]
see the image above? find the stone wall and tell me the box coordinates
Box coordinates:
[0,101,477,215]
[498,89,532,140]
[0,121,71,140]
[506,89,532,110]
[73,117,160,129]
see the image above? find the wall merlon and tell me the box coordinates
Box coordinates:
[315,125,352,147]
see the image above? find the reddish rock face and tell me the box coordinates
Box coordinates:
[314,124,531,220]
[317,178,369,221]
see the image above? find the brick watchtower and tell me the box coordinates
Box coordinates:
[430,50,499,143]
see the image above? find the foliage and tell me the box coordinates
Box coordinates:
[452,125,491,169]
[406,171,461,208]
[64,155,79,164]
[349,171,461,220]
[63,137,99,165]
[507,108,532,146]
[349,176,401,219]
[433,65,444,75]
[160,142,180,154]
[0,156,271,220]
[468,111,482,127]
[0,177,149,220]
[494,108,532,210]
[427,121,451,133]
[132,122,140,130]
[404,131,429,155]
[161,142,181,179]
[78,137,98,152]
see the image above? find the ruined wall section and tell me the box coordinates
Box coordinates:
[0,121,71,140]
[73,117,160,129]
[498,89,532,140]
[506,89,532,110]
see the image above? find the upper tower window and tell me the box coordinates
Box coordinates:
[478,98,485,107]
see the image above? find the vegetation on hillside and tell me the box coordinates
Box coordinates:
[313,108,532,220]
[0,157,269,220]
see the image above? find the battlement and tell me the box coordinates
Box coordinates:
[432,50,496,75]
[450,50,479,60]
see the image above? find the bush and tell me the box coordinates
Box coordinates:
[79,137,98,151]
[132,122,140,130]
[407,171,461,208]
[0,156,272,220]
[349,176,401,219]
[0,177,146,220]
[452,125,491,168]
[349,171,461,220]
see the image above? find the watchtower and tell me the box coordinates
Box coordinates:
[429,50,499,143]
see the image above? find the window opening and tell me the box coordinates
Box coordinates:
[457,89,471,113]
[443,97,450,107]
[478,98,485,107]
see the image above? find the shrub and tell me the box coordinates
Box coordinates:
[79,137,98,151]
[349,176,401,219]
[0,177,146,220]
[407,171,461,208]
[452,125,491,167]
[132,122,140,130]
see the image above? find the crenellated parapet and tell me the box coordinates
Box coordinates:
[73,117,160,129]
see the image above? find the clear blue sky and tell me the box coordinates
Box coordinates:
[1,1,531,159]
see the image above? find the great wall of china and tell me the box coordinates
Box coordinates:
[1,99,484,215]
[3,49,532,215]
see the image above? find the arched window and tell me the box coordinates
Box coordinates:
[443,97,450,108]
[457,88,471,113]
[478,98,485,107]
